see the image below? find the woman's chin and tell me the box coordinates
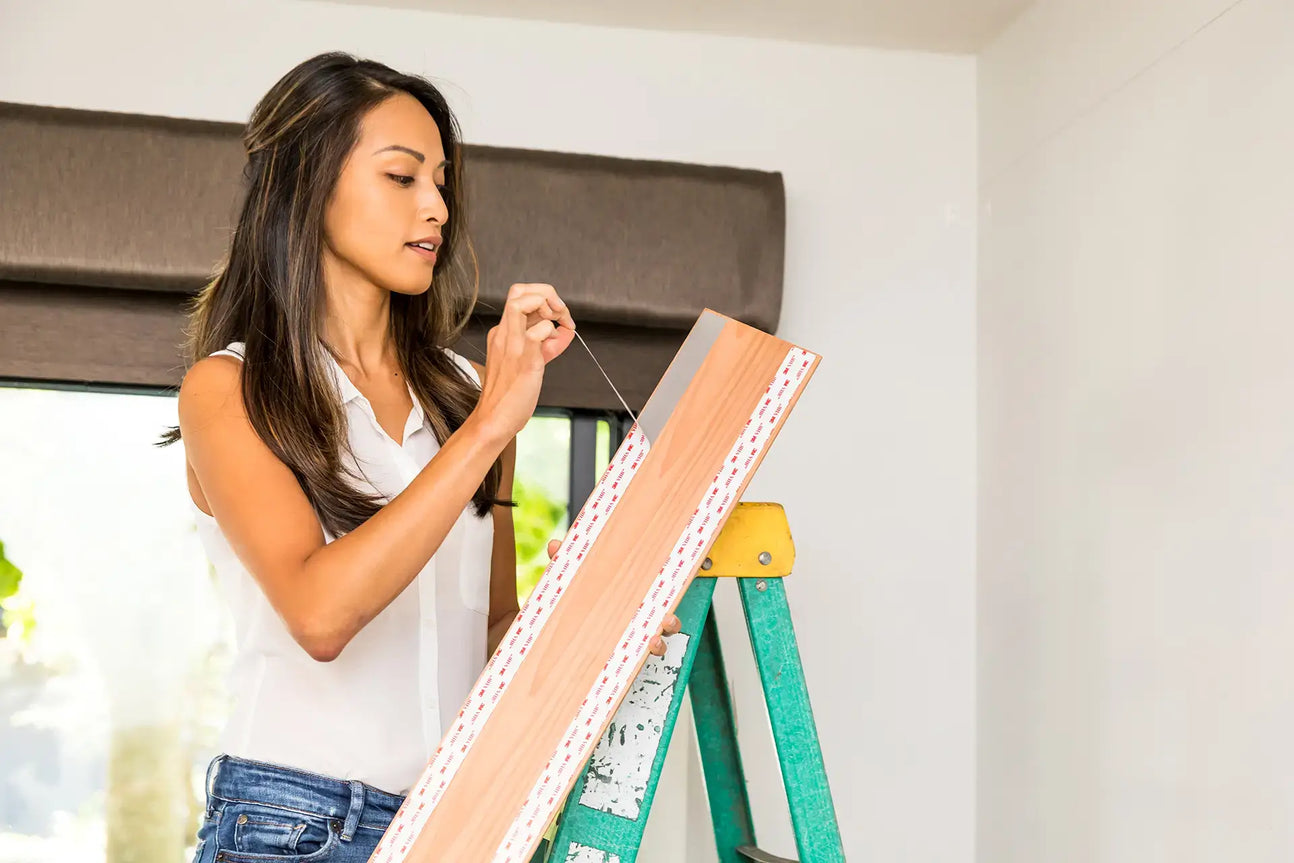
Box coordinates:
[387,279,434,297]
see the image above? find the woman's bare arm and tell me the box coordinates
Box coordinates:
[180,354,511,662]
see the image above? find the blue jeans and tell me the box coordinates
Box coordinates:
[194,754,553,863]
[194,754,405,863]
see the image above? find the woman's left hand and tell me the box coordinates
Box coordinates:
[546,539,681,656]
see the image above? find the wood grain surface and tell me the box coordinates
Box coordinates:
[396,313,818,861]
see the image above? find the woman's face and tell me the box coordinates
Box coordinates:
[323,92,450,297]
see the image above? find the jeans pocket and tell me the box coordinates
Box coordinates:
[216,802,339,862]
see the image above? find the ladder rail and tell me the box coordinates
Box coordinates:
[543,503,845,863]
[690,604,758,862]
[738,578,846,862]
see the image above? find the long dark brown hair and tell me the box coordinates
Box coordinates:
[160,51,508,535]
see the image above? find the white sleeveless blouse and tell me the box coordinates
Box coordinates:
[191,341,495,795]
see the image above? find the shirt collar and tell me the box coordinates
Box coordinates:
[319,343,427,431]
[320,343,363,405]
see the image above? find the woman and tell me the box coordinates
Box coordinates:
[164,51,679,862]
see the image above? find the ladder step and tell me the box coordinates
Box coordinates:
[737,847,797,863]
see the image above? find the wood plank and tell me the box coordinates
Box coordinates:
[372,310,819,863]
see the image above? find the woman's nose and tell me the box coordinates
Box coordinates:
[420,188,449,226]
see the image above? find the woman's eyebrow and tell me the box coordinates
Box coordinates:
[371,144,450,170]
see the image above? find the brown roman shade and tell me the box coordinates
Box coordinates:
[0,101,784,410]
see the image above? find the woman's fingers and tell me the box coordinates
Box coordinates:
[502,290,574,350]
[526,319,557,343]
[508,283,575,331]
[497,301,561,363]
[547,539,560,559]
[662,614,681,636]
[504,291,557,327]
[509,282,574,325]
[539,323,576,364]
[648,614,682,656]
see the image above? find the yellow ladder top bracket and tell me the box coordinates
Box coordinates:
[698,501,795,578]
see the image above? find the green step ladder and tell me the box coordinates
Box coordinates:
[530,502,845,863]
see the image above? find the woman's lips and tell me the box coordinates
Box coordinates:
[406,243,437,263]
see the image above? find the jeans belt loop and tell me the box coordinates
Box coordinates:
[342,779,365,841]
[205,754,226,802]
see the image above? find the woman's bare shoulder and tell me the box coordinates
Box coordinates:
[178,354,246,423]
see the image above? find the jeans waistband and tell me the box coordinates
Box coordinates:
[205,754,406,841]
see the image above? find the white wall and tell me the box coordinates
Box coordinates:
[0,1,977,860]
[979,0,1294,860]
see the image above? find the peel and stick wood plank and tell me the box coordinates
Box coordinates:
[370,309,820,863]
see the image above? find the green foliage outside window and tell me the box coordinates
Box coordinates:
[511,477,566,603]
[0,540,32,644]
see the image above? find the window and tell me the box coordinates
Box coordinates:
[513,408,630,602]
[0,381,627,862]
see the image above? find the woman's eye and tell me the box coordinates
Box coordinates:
[387,173,414,187]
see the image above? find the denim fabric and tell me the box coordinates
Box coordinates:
[193,754,405,863]
[193,754,552,863]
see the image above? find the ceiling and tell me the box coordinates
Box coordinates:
[327,0,1034,54]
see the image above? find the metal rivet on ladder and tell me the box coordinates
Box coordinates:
[755,580,767,592]
[701,557,713,570]
[758,551,772,566]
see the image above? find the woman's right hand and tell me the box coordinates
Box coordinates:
[473,282,576,442]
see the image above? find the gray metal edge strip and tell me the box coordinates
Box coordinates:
[636,310,728,444]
